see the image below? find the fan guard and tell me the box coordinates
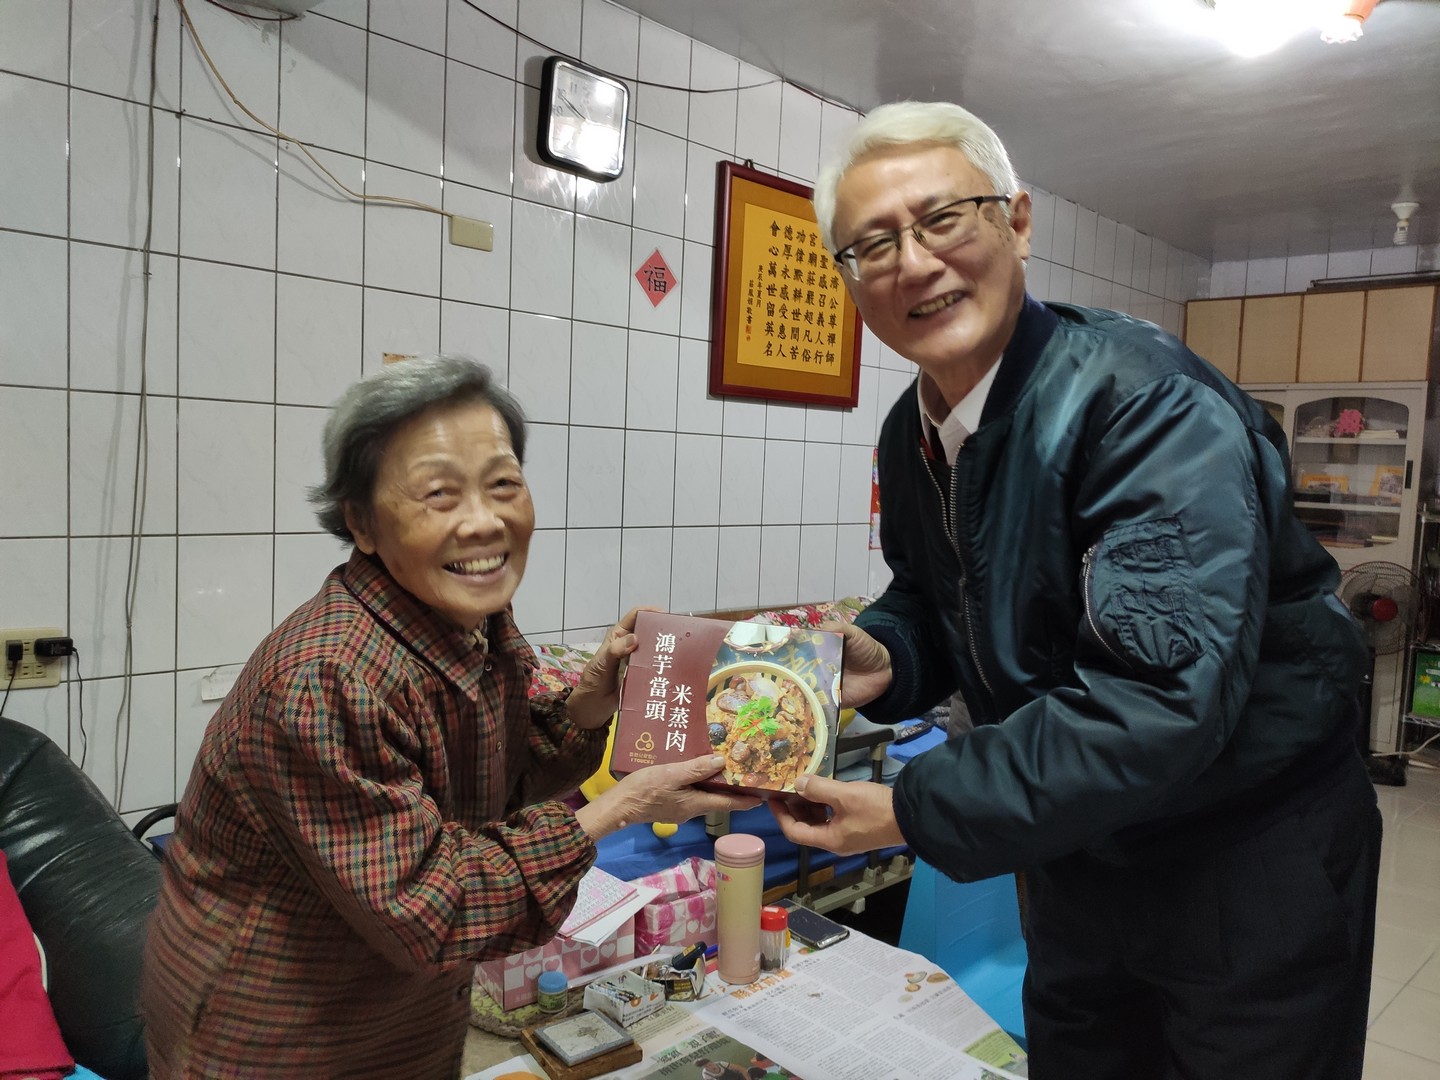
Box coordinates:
[1338,560,1422,654]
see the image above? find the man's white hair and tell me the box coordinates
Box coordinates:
[813,101,1020,253]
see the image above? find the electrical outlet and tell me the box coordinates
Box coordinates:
[449,215,494,251]
[2,626,64,690]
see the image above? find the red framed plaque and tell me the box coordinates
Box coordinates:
[708,161,862,407]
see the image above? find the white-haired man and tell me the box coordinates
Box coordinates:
[772,101,1379,1080]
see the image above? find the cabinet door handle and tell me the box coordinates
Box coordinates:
[1406,461,1414,490]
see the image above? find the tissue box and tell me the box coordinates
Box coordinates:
[632,857,716,955]
[583,969,666,1027]
[613,611,843,796]
[473,917,636,1011]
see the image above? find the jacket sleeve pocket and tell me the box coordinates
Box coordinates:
[1081,516,1203,672]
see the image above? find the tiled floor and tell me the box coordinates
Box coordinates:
[1364,753,1440,1078]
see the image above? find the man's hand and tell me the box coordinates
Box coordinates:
[567,607,648,730]
[769,774,904,855]
[825,623,893,708]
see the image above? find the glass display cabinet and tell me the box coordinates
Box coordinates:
[1246,383,1426,572]
[1247,382,1428,753]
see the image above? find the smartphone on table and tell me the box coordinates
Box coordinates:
[775,898,850,949]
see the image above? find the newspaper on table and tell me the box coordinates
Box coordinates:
[465,928,1027,1080]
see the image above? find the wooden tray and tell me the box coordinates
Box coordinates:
[519,1023,643,1080]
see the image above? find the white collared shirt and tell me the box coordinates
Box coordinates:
[916,359,1002,465]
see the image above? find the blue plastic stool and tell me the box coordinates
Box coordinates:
[898,860,1028,1049]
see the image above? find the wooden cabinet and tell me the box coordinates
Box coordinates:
[1299,291,1364,382]
[1189,284,1437,384]
[1238,294,1301,383]
[1183,298,1241,381]
[1363,285,1437,382]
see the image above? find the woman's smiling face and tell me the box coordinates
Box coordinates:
[345,401,534,632]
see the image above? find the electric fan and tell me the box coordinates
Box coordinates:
[1338,560,1422,785]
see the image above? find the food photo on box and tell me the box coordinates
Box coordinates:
[611,612,844,797]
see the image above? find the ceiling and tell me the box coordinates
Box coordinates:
[620,0,1440,264]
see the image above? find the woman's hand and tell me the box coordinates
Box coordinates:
[828,623,893,708]
[768,774,904,855]
[575,756,761,841]
[567,607,648,730]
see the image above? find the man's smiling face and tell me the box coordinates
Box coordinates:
[833,142,1032,404]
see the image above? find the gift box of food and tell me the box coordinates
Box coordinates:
[611,611,843,796]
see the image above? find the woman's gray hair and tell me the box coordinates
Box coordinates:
[813,101,1021,253]
[309,355,527,543]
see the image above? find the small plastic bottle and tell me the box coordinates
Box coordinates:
[759,905,789,971]
[536,969,568,1014]
[714,832,765,985]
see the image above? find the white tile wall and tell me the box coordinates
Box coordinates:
[1019,186,1199,338]
[625,330,679,429]
[670,526,719,613]
[179,119,278,269]
[563,527,621,628]
[1206,242,1440,298]
[363,166,445,295]
[619,527,672,612]
[178,260,277,401]
[0,72,68,235]
[568,426,626,527]
[277,146,366,283]
[181,0,280,131]
[449,0,518,79]
[758,524,802,606]
[0,0,1210,816]
[0,231,67,387]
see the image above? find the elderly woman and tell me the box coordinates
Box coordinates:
[141,356,753,1078]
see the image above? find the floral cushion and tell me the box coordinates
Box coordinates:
[524,598,874,697]
[527,642,598,697]
[748,596,872,630]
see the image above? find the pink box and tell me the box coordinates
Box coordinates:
[632,857,717,955]
[473,917,636,1011]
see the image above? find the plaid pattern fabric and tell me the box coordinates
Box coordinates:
[142,551,607,1078]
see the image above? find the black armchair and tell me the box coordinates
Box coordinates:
[0,716,171,1080]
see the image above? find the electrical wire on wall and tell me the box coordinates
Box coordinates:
[203,0,296,20]
[176,0,454,220]
[1,663,16,722]
[73,648,89,772]
[109,0,856,812]
[454,0,846,106]
[114,0,164,811]
[178,0,850,228]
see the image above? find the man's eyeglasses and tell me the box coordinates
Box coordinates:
[832,194,1012,281]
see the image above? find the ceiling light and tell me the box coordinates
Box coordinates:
[1210,0,1315,56]
[1392,201,1419,246]
[1320,0,1379,43]
[1206,0,1379,55]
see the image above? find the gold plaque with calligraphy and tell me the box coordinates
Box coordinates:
[709,162,861,407]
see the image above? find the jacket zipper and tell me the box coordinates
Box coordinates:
[1081,545,1130,668]
[920,443,995,700]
